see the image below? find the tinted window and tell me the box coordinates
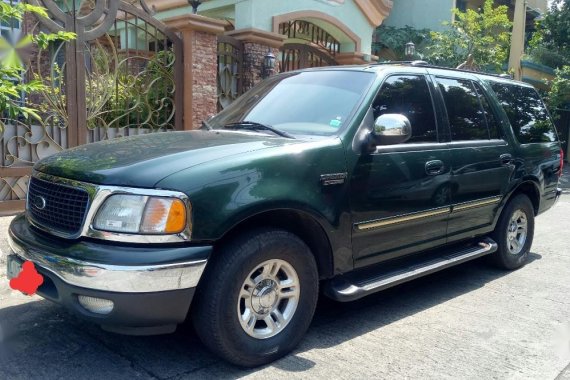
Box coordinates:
[210,71,375,136]
[489,82,557,144]
[473,82,501,139]
[437,78,489,141]
[373,75,437,143]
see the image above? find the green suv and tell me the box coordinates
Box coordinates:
[7,63,563,366]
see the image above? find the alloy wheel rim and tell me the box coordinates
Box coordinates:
[237,259,300,339]
[507,209,528,255]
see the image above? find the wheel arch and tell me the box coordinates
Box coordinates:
[507,180,541,216]
[213,208,336,280]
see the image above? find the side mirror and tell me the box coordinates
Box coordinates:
[372,114,412,145]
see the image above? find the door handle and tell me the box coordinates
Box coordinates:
[500,154,514,166]
[425,160,445,176]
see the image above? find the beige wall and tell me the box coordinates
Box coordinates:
[526,0,548,12]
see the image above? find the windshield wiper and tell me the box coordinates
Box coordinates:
[223,121,295,139]
[201,120,212,130]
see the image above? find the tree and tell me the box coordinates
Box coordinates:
[528,0,570,69]
[0,2,74,126]
[546,66,570,117]
[373,26,433,61]
[425,0,512,71]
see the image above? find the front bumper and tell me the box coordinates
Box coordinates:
[7,214,212,335]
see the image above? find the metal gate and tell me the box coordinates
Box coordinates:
[0,0,183,214]
[281,43,338,72]
[217,35,243,110]
[278,20,339,72]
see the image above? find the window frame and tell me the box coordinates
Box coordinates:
[369,73,443,146]
[434,75,507,143]
[486,79,559,145]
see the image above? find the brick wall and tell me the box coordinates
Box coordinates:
[242,43,280,92]
[191,31,219,129]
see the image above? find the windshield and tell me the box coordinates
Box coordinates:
[208,70,375,136]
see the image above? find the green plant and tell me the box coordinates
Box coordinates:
[85,46,176,131]
[546,66,570,117]
[425,0,512,71]
[0,2,75,128]
[528,0,570,69]
[524,46,567,69]
[373,26,433,60]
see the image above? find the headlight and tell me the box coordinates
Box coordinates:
[93,194,187,234]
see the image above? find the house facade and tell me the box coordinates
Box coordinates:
[384,0,547,31]
[383,0,549,83]
[153,0,394,128]
[152,0,392,65]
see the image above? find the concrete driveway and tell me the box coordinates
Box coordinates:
[1,175,569,379]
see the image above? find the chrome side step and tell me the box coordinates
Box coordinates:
[325,238,497,302]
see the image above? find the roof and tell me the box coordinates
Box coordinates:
[299,61,535,88]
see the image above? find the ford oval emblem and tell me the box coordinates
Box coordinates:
[33,195,47,210]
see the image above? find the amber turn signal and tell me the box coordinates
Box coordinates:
[165,199,186,233]
[140,198,187,234]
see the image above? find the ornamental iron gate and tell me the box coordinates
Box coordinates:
[280,43,338,72]
[279,20,339,72]
[0,0,183,214]
[217,35,243,110]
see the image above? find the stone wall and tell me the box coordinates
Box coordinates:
[191,31,219,129]
[242,43,280,92]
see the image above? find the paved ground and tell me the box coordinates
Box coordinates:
[1,172,569,379]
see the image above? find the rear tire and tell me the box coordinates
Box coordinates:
[192,229,319,367]
[490,194,535,270]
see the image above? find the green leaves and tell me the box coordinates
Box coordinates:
[373,26,433,60]
[546,66,570,116]
[0,2,48,21]
[36,31,76,49]
[425,0,512,72]
[0,2,75,122]
[528,0,570,69]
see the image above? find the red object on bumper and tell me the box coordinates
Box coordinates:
[9,261,44,295]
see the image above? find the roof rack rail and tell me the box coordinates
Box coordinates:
[370,61,510,79]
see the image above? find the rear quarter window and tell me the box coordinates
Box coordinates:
[488,81,558,144]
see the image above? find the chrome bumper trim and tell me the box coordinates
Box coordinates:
[8,234,207,293]
[451,196,502,213]
[355,206,451,231]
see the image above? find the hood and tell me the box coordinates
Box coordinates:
[34,130,304,187]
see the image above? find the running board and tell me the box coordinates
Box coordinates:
[325,238,497,302]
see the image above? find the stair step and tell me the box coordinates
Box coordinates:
[325,238,497,302]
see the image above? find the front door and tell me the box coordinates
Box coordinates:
[350,74,452,268]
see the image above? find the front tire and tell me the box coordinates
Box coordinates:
[192,229,319,367]
[490,194,535,270]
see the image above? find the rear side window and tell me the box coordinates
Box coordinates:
[436,77,490,141]
[489,82,557,144]
[373,75,438,143]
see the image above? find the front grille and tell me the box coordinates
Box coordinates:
[27,177,89,236]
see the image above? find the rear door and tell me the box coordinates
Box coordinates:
[487,80,562,212]
[432,75,515,241]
